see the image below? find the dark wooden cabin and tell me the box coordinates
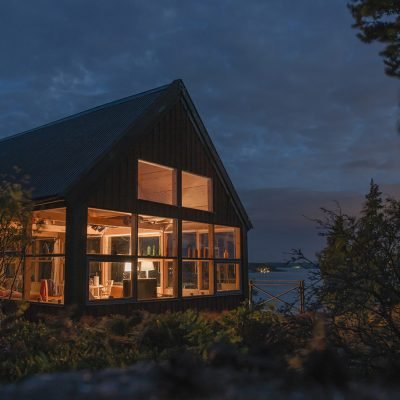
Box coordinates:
[0,79,252,315]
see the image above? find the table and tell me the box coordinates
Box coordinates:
[89,284,103,299]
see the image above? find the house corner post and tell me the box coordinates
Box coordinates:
[64,200,88,307]
[242,229,249,301]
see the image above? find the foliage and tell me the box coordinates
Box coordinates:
[217,306,283,347]
[139,310,215,359]
[2,180,400,382]
[0,304,320,383]
[0,170,33,297]
[305,180,400,374]
[348,0,400,77]
[0,307,139,382]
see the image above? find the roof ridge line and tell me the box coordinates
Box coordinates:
[0,82,172,144]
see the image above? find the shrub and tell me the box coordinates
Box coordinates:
[139,310,214,359]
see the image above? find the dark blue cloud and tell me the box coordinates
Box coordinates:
[241,184,400,261]
[0,0,399,261]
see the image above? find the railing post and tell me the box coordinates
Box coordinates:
[299,280,305,313]
[248,280,253,310]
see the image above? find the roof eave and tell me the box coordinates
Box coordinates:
[63,80,182,202]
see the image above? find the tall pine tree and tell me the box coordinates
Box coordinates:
[349,0,400,78]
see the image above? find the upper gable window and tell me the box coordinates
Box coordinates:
[138,160,177,206]
[182,171,212,212]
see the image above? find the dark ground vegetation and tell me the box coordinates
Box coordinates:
[2,179,400,397]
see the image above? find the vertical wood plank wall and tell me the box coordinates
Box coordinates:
[87,100,243,228]
[64,200,88,305]
[78,99,249,313]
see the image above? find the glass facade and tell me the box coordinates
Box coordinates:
[216,263,240,292]
[85,210,241,301]
[214,225,240,259]
[182,221,213,296]
[138,160,177,205]
[26,208,66,304]
[182,171,212,211]
[137,214,177,299]
[0,258,23,300]
[87,208,132,301]
[11,160,242,305]
[82,159,242,302]
[88,261,131,300]
[87,208,131,255]
[86,210,179,301]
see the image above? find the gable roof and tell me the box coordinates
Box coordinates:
[0,83,170,200]
[0,79,252,229]
[178,84,253,230]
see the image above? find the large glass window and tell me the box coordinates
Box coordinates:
[138,160,176,205]
[138,215,176,257]
[87,208,132,255]
[0,258,23,300]
[86,209,179,302]
[216,263,240,292]
[182,221,213,296]
[182,221,210,259]
[138,215,177,299]
[26,208,66,304]
[87,208,132,302]
[26,257,65,303]
[182,171,212,211]
[214,225,240,259]
[182,261,211,296]
[88,261,131,300]
[136,257,177,299]
[85,207,241,300]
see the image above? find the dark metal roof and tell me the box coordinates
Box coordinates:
[0,79,252,229]
[0,83,170,199]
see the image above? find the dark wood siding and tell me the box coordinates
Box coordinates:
[87,100,242,228]
[66,96,250,313]
[20,294,244,319]
[64,201,88,305]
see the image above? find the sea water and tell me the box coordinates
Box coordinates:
[248,268,320,311]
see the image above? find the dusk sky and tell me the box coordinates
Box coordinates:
[1,0,399,262]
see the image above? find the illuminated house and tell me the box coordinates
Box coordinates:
[0,80,252,314]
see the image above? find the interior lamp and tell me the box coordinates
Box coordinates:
[140,260,154,279]
[124,262,132,272]
[141,260,154,272]
[124,262,132,280]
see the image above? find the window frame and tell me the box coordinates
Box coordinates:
[25,207,67,305]
[86,209,180,303]
[181,170,213,212]
[137,159,177,206]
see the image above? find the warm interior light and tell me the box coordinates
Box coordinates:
[141,260,154,272]
[124,262,132,272]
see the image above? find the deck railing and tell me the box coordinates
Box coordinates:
[248,279,305,313]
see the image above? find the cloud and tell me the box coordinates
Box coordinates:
[342,159,397,171]
[240,183,400,262]
[1,0,399,260]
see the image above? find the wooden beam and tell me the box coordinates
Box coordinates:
[209,224,216,295]
[64,201,88,306]
[131,214,138,300]
[177,219,182,298]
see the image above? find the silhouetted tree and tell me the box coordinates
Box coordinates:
[312,180,400,373]
[0,172,33,299]
[348,0,400,77]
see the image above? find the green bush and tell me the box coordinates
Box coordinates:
[0,303,317,383]
[0,306,139,382]
[139,310,214,359]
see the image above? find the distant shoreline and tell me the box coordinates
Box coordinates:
[248,262,318,273]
